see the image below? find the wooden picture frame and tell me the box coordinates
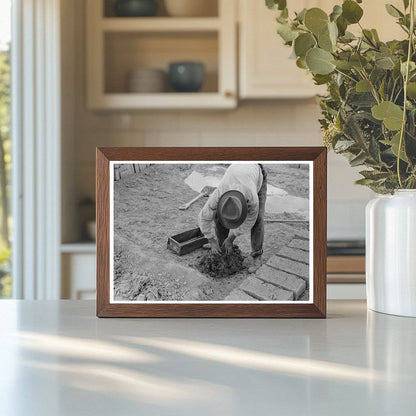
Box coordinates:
[96,147,327,318]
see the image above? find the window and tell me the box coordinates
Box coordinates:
[0,0,11,298]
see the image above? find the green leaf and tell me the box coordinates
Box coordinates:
[296,57,307,69]
[355,178,376,185]
[403,0,410,9]
[369,136,381,162]
[382,132,409,162]
[344,114,368,147]
[304,8,329,35]
[306,48,335,75]
[372,101,404,130]
[407,82,416,99]
[333,59,353,70]
[340,31,356,42]
[277,23,299,42]
[350,152,368,167]
[266,0,287,11]
[336,15,348,36]
[318,31,333,52]
[317,22,338,53]
[313,74,332,85]
[360,170,391,180]
[371,29,380,42]
[330,5,343,22]
[334,139,355,152]
[350,53,368,69]
[342,0,363,24]
[375,56,395,70]
[356,79,372,92]
[362,29,375,44]
[328,21,338,45]
[294,33,315,57]
[385,4,403,18]
[349,92,377,107]
[401,61,416,76]
[295,8,307,22]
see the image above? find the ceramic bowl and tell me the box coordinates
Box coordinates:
[168,62,205,93]
[114,0,158,17]
[127,68,167,93]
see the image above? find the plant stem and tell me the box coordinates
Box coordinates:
[334,68,357,83]
[397,0,415,188]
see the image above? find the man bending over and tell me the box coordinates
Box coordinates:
[198,163,267,273]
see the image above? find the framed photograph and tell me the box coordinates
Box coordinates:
[96,147,327,318]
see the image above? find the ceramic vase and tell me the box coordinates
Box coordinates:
[366,190,416,317]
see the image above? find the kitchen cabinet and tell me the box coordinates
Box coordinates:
[238,0,404,99]
[86,0,237,109]
[239,0,323,99]
[61,244,96,300]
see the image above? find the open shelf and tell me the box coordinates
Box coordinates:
[91,92,235,109]
[61,242,96,254]
[104,31,219,94]
[86,0,236,109]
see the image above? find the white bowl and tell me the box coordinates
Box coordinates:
[127,68,167,93]
[164,0,217,17]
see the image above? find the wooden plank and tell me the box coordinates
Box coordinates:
[267,255,309,282]
[239,277,294,301]
[327,274,365,283]
[327,256,365,274]
[288,238,309,251]
[279,246,309,264]
[101,17,221,32]
[224,289,258,301]
[256,265,306,300]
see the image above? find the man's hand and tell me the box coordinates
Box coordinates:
[209,238,222,255]
[223,236,235,255]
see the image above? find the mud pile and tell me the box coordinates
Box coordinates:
[196,246,245,277]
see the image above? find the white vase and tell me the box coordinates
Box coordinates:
[366,190,416,317]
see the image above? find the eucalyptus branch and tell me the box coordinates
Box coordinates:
[397,0,415,188]
[334,68,358,83]
[267,0,416,193]
[358,69,381,104]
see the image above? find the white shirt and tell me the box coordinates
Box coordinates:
[198,164,263,239]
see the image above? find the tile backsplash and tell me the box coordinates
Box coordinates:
[72,100,373,242]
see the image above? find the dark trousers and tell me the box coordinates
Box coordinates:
[215,165,267,257]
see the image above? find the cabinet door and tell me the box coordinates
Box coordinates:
[238,0,404,99]
[239,0,320,99]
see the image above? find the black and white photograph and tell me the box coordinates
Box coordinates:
[110,161,312,303]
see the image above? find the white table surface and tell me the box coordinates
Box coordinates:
[0,300,415,416]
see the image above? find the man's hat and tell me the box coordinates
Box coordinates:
[217,190,248,229]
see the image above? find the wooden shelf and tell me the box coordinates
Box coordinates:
[327,256,365,274]
[89,92,235,110]
[101,17,221,32]
[61,242,96,254]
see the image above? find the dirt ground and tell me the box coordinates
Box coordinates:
[113,163,309,301]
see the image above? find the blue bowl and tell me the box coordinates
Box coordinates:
[114,0,158,17]
[169,62,205,93]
